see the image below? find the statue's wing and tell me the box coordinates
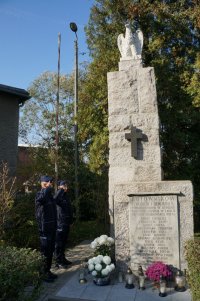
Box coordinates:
[134,29,143,56]
[117,34,124,56]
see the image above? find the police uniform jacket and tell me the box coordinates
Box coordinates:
[55,189,73,229]
[35,186,57,234]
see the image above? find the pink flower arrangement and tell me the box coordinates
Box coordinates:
[145,261,172,282]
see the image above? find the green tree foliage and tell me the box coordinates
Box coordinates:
[79,0,200,211]
[19,71,75,182]
[18,70,109,223]
[20,71,74,147]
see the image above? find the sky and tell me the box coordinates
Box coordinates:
[0,0,94,90]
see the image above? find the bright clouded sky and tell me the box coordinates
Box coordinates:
[0,0,94,90]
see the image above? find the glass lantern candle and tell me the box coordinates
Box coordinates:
[138,265,145,290]
[125,268,134,289]
[175,271,186,292]
[159,275,167,297]
[79,262,87,284]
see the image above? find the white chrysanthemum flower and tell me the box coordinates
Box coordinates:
[110,263,115,270]
[94,257,101,264]
[95,263,102,271]
[105,265,112,273]
[88,264,95,271]
[90,241,98,249]
[92,270,97,276]
[103,256,111,265]
[101,268,109,276]
[99,238,106,245]
[100,235,108,240]
[97,255,104,262]
[95,237,100,244]
[88,258,94,265]
[107,237,114,244]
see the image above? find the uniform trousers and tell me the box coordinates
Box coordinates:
[40,231,56,273]
[55,225,70,263]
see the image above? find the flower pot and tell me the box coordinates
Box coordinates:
[93,275,110,286]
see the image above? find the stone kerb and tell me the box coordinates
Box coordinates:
[113,181,193,271]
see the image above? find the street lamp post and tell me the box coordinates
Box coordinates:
[70,22,79,221]
[55,32,61,191]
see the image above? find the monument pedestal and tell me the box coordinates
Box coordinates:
[119,58,142,71]
[113,181,193,271]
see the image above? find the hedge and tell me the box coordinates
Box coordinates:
[185,238,200,301]
[0,245,42,301]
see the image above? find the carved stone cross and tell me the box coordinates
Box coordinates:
[125,126,143,159]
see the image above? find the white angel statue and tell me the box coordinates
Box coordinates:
[117,23,143,60]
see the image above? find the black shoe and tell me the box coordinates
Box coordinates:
[55,262,68,269]
[48,271,58,279]
[63,258,72,265]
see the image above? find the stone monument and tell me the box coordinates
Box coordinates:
[107,24,193,271]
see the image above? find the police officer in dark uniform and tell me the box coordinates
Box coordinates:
[35,175,57,282]
[54,180,73,268]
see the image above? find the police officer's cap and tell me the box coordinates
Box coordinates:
[58,180,67,186]
[40,175,53,182]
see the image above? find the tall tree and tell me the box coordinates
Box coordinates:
[19,70,106,223]
[20,71,74,146]
[19,71,75,188]
[79,0,200,209]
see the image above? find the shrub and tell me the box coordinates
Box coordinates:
[0,245,42,301]
[4,193,39,249]
[0,162,16,240]
[68,220,109,247]
[185,238,200,301]
[4,194,109,250]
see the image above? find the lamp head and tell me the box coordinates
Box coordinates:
[70,22,78,33]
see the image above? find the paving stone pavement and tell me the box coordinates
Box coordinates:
[54,273,192,301]
[36,240,93,301]
[36,241,192,301]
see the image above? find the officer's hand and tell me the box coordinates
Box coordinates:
[59,185,67,192]
[41,181,52,189]
[45,186,52,193]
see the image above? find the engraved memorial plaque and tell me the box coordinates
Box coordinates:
[129,194,180,269]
